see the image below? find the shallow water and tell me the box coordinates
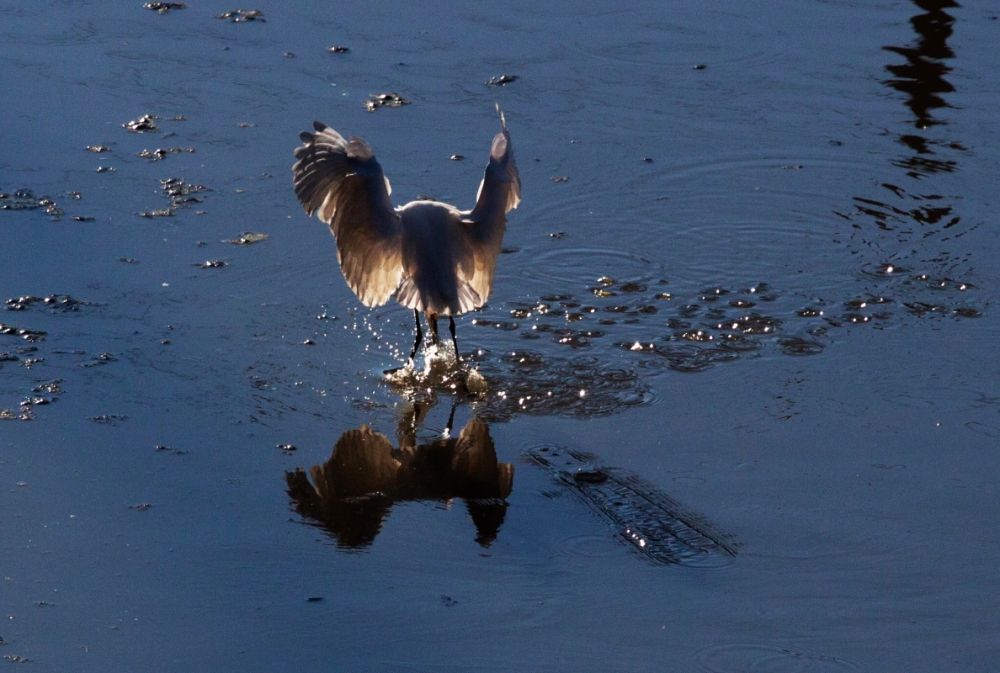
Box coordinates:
[3,0,1000,670]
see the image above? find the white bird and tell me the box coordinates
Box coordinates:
[293,110,521,370]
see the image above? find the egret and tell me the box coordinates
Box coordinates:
[293,110,521,371]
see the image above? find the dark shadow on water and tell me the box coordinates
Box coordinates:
[285,401,514,549]
[883,0,959,132]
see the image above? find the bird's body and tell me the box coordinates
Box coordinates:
[292,111,520,368]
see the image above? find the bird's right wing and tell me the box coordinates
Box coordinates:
[460,110,522,307]
[293,122,403,307]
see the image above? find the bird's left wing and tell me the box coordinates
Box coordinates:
[459,110,521,308]
[293,122,403,307]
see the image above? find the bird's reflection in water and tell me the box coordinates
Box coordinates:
[285,403,513,549]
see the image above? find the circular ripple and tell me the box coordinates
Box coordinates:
[695,644,863,673]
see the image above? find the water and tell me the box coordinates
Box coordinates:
[2,0,999,670]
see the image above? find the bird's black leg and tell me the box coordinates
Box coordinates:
[448,316,463,365]
[408,309,423,361]
[444,396,458,437]
[385,310,422,375]
[428,313,440,346]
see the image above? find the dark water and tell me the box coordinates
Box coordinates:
[2,1,1000,670]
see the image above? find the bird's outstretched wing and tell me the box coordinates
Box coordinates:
[460,110,521,308]
[293,122,403,307]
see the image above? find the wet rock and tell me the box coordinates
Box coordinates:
[278,444,297,452]
[89,414,127,424]
[80,352,115,368]
[224,232,268,245]
[129,503,152,510]
[123,114,158,133]
[778,338,825,356]
[198,260,228,269]
[551,176,569,182]
[327,46,350,53]
[138,209,172,218]
[485,74,519,86]
[284,52,295,58]
[214,9,265,22]
[450,154,464,161]
[33,381,62,394]
[5,295,89,313]
[96,166,115,173]
[140,177,210,217]
[144,2,185,12]
[71,216,95,222]
[137,148,195,161]
[573,469,608,483]
[364,93,410,112]
[86,145,111,153]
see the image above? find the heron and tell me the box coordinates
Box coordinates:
[292,109,521,372]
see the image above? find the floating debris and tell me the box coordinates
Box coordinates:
[327,46,349,53]
[214,9,265,22]
[118,257,139,264]
[137,148,195,161]
[129,503,152,510]
[224,232,268,245]
[693,63,707,70]
[549,232,567,239]
[123,114,158,133]
[364,93,410,112]
[238,122,254,128]
[86,145,111,153]
[551,176,569,182]
[486,74,519,86]
[143,1,185,12]
[284,52,295,58]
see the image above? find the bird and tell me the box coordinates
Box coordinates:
[292,108,521,372]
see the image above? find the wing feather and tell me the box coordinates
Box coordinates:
[293,122,403,307]
[459,110,521,308]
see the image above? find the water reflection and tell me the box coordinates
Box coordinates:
[884,0,961,177]
[285,404,513,549]
[883,0,958,131]
[840,0,974,302]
